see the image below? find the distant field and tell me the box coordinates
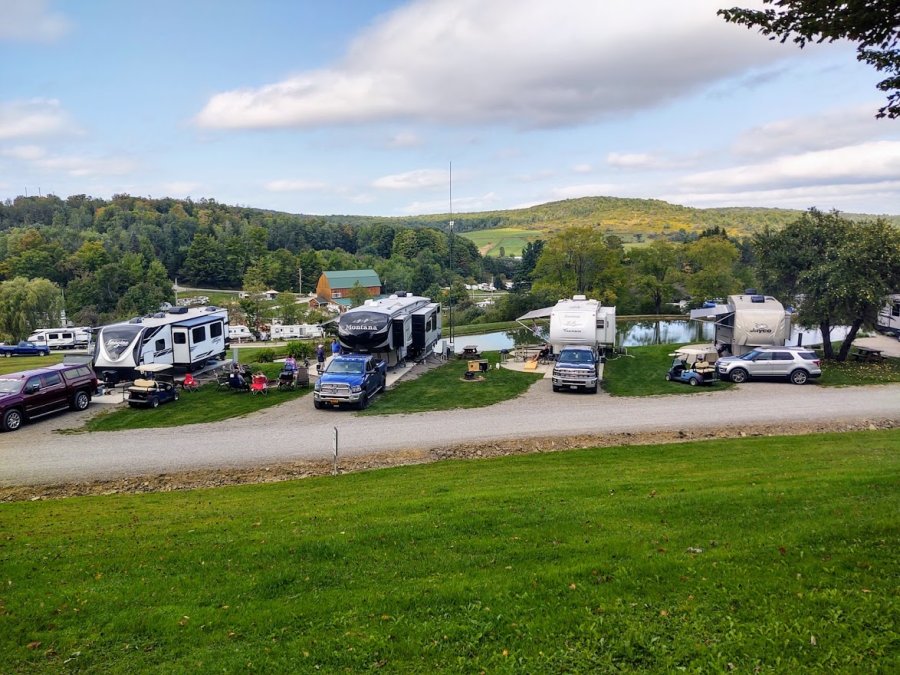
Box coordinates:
[460,227,543,257]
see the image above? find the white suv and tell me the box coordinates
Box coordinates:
[717,346,822,385]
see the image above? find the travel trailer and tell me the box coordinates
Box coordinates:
[270,323,324,340]
[690,293,791,356]
[547,295,617,352]
[337,293,440,366]
[877,294,900,335]
[93,306,228,380]
[228,325,253,342]
[26,327,91,350]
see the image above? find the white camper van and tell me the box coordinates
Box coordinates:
[93,306,228,380]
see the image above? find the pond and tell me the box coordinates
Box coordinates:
[449,320,715,353]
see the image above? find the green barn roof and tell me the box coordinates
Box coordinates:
[323,269,381,289]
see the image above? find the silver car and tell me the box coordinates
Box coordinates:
[717,346,822,385]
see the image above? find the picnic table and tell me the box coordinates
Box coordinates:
[852,346,883,362]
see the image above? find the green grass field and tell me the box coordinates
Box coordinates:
[2,430,897,672]
[460,227,543,257]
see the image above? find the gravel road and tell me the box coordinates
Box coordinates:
[2,378,898,489]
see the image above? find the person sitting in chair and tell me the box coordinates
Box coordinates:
[537,344,551,362]
[283,355,296,373]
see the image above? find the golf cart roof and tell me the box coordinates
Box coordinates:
[668,344,717,357]
[135,363,173,373]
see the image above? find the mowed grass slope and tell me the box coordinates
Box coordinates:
[460,227,543,257]
[2,431,897,672]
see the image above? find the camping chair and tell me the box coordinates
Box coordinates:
[250,373,268,395]
[180,373,199,392]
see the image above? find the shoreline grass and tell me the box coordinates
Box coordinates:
[1,430,897,672]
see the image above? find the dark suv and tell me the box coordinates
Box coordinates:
[0,364,99,431]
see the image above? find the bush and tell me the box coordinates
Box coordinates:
[286,341,313,359]
[255,348,276,363]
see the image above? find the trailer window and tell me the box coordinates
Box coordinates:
[192,326,206,343]
[893,302,900,318]
[173,333,186,345]
[155,339,165,352]
[210,322,222,338]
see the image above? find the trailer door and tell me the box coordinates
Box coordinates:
[172,328,190,364]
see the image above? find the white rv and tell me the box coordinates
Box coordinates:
[228,325,253,342]
[270,323,324,340]
[26,327,91,350]
[690,293,791,356]
[877,294,900,335]
[93,306,228,380]
[547,295,617,352]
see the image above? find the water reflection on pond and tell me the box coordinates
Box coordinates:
[453,320,715,353]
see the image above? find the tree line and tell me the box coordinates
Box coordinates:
[1,195,897,361]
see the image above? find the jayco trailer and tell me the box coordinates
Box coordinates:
[93,306,228,380]
[690,293,791,356]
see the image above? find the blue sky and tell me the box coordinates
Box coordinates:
[1,0,898,216]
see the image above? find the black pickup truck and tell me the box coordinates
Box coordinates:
[0,363,98,431]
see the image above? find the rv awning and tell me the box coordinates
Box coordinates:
[516,307,553,322]
[690,305,730,321]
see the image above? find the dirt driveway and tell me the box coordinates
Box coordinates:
[2,373,898,501]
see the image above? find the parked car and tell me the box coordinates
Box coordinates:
[0,363,99,431]
[0,341,50,357]
[716,346,822,385]
[125,364,180,408]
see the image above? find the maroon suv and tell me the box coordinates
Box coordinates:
[0,363,99,431]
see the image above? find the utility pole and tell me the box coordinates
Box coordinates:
[448,161,454,355]
[298,267,302,294]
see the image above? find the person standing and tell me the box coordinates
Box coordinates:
[331,338,341,357]
[315,343,326,372]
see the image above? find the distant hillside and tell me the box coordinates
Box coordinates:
[381,196,899,240]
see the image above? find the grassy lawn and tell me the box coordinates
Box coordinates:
[604,344,734,396]
[84,363,309,432]
[369,352,542,415]
[1,430,897,672]
[605,343,900,396]
[0,353,64,375]
[460,227,543,257]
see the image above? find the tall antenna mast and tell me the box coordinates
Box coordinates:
[448,161,454,354]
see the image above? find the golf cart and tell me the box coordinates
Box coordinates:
[126,364,180,408]
[665,345,719,387]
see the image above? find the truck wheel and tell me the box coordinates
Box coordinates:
[2,408,23,431]
[313,399,324,409]
[729,368,748,384]
[590,384,598,393]
[552,384,560,392]
[71,390,90,411]
[358,393,369,410]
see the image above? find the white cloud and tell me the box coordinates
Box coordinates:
[373,168,447,190]
[666,180,900,211]
[196,0,783,130]
[2,143,135,176]
[0,0,70,42]
[400,191,499,215]
[572,163,593,174]
[0,99,79,140]
[733,104,893,156]
[265,179,329,192]
[681,141,900,191]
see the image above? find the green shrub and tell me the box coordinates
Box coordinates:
[286,340,313,359]
[255,348,276,363]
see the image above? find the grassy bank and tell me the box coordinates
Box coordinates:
[603,344,734,396]
[369,352,541,415]
[84,363,309,431]
[1,430,897,672]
